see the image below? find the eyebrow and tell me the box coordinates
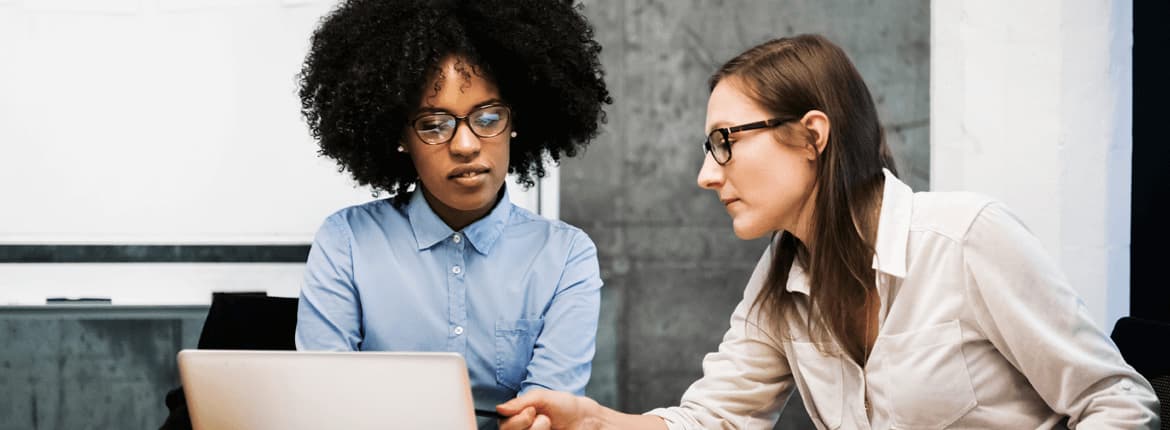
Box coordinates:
[416,98,505,116]
[706,121,732,134]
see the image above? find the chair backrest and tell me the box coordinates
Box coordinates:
[1111,316,1170,429]
[197,292,299,350]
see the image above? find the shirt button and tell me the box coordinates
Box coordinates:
[452,266,461,275]
[452,234,461,243]
[453,326,464,335]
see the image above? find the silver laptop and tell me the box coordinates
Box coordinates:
[178,350,478,430]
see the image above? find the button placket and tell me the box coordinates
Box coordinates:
[446,241,469,352]
[448,237,468,352]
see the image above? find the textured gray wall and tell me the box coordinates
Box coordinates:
[0,310,204,430]
[571,0,931,417]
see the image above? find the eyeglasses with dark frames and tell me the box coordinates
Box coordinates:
[702,117,797,165]
[412,104,512,145]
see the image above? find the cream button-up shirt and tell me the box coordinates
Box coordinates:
[648,170,1159,429]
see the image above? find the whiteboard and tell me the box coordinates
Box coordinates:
[0,1,556,304]
[0,1,550,244]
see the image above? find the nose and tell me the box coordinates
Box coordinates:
[448,120,481,160]
[697,154,723,191]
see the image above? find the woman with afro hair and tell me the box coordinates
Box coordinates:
[292,0,611,424]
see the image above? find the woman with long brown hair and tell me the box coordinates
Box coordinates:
[494,34,1158,430]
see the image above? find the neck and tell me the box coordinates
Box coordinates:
[785,186,819,249]
[784,177,885,252]
[421,187,501,231]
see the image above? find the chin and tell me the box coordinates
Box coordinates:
[731,218,770,241]
[450,183,503,210]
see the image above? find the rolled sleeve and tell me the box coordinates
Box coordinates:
[518,230,603,396]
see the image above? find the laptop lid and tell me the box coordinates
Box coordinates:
[178,350,478,430]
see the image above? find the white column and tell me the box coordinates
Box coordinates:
[931,0,1133,331]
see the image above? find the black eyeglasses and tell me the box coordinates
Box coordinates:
[702,117,796,165]
[412,104,512,145]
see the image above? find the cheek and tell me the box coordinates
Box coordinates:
[408,149,446,182]
[739,147,815,214]
[490,142,510,175]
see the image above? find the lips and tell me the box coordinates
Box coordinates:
[447,164,490,179]
[720,197,739,206]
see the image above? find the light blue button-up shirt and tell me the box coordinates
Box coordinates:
[295,188,602,416]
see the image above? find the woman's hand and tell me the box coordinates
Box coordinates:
[497,389,599,430]
[497,389,668,430]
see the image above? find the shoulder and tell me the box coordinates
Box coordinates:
[910,191,1041,262]
[506,205,596,251]
[909,191,1001,243]
[317,198,401,237]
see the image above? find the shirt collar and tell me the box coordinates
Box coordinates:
[406,187,513,255]
[872,168,913,279]
[783,168,912,295]
[784,252,811,296]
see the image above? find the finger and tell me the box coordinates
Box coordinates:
[498,407,536,430]
[497,391,546,415]
[497,395,531,415]
[532,414,552,430]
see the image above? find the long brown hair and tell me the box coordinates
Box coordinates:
[710,35,897,363]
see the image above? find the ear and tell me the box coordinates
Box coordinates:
[800,110,830,159]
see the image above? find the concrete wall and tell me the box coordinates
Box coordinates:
[0,308,205,430]
[570,0,931,414]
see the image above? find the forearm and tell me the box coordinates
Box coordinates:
[583,397,668,430]
[498,388,670,430]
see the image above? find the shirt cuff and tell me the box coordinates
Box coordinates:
[644,407,689,430]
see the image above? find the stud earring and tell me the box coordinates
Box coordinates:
[510,131,517,138]
[397,145,405,153]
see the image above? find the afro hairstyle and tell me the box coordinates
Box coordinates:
[298,0,612,204]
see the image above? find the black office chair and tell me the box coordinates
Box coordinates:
[159,292,299,430]
[1111,316,1170,429]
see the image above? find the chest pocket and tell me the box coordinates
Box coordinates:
[789,341,844,430]
[879,319,977,429]
[494,318,544,391]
